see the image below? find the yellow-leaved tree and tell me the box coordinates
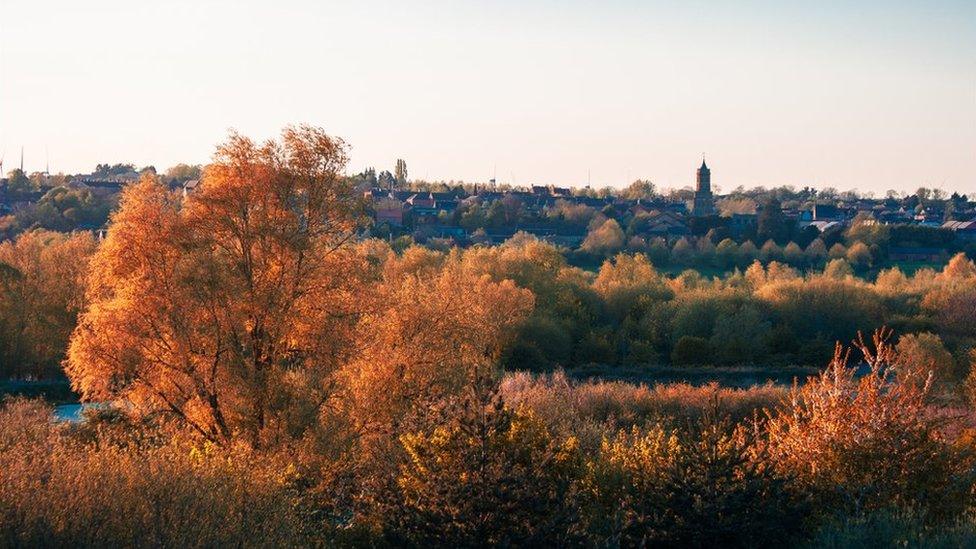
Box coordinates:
[66,126,366,446]
[342,254,534,440]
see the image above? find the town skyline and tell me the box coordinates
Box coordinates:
[5,150,973,198]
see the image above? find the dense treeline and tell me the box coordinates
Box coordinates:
[0,231,94,379]
[410,236,976,375]
[7,225,976,383]
[3,127,976,546]
[572,216,971,274]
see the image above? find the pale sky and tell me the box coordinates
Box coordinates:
[1,1,974,194]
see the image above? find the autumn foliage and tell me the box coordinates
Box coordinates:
[66,127,369,445]
[3,127,976,546]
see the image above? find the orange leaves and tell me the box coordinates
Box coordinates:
[342,256,534,434]
[66,128,365,446]
[764,329,971,521]
[66,126,535,450]
[0,230,95,378]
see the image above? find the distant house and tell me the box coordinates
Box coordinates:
[878,208,913,225]
[636,210,689,238]
[0,190,45,213]
[73,173,138,197]
[889,247,943,262]
[808,221,844,234]
[942,220,976,240]
[374,197,404,227]
[812,204,842,221]
[182,179,200,197]
[528,185,572,198]
[407,192,436,209]
[729,213,757,237]
[428,225,466,239]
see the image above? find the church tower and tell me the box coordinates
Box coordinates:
[692,158,715,216]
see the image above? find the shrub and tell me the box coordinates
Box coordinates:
[766,330,975,525]
[806,508,976,549]
[583,416,804,547]
[499,371,786,437]
[895,332,956,385]
[757,276,883,345]
[0,398,314,547]
[379,384,584,546]
[581,218,625,256]
[671,335,713,365]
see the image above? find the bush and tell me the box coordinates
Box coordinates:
[807,508,976,549]
[766,331,976,525]
[895,332,957,385]
[499,371,786,438]
[378,385,584,546]
[671,335,713,365]
[583,416,805,547]
[0,398,314,547]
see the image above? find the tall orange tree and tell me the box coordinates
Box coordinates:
[67,126,367,446]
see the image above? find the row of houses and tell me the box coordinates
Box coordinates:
[2,167,974,248]
[365,183,976,247]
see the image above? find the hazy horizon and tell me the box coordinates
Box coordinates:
[1,1,974,194]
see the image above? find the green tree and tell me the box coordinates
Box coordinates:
[394,158,408,187]
[757,199,790,244]
[4,169,33,195]
[620,179,656,200]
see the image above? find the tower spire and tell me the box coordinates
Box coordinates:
[693,157,714,216]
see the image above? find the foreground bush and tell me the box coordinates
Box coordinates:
[4,331,976,546]
[373,382,584,546]
[766,330,975,525]
[807,509,976,549]
[0,399,314,547]
[583,416,804,547]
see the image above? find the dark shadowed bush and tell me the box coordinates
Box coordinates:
[671,335,713,365]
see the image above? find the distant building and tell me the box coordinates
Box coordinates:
[812,204,842,221]
[729,213,757,237]
[691,160,715,216]
[182,179,200,197]
[943,220,976,240]
[645,210,689,238]
[889,247,944,262]
[374,197,405,226]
